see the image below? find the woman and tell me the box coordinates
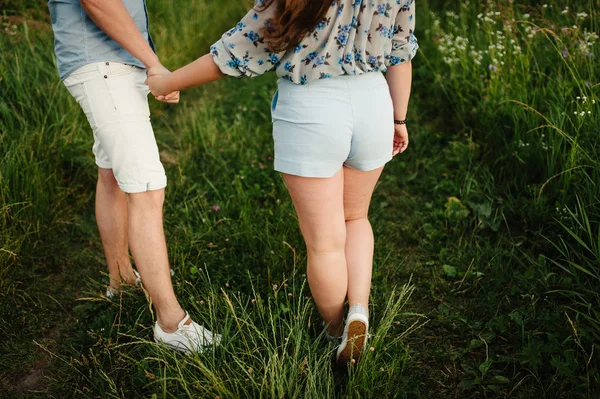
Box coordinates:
[148,0,417,363]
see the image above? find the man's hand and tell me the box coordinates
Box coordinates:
[146,64,180,103]
[393,124,409,156]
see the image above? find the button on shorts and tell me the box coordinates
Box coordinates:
[63,62,167,193]
[271,72,394,178]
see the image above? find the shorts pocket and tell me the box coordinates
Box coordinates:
[63,65,98,86]
[65,81,98,130]
[106,63,136,78]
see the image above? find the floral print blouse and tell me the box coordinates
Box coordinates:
[210,0,418,85]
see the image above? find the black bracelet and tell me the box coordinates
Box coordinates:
[394,119,408,125]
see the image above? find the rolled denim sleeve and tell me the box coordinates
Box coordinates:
[387,0,418,66]
[210,1,284,78]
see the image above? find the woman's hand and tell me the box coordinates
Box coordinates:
[393,124,409,156]
[146,65,180,103]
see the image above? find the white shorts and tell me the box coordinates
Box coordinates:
[64,62,167,193]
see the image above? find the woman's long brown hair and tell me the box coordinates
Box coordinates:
[257,0,334,52]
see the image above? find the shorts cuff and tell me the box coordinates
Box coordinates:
[274,158,341,178]
[344,154,393,172]
[117,175,168,194]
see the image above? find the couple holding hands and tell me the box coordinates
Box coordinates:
[49,0,418,364]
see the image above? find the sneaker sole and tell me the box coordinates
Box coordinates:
[153,336,194,354]
[153,333,221,354]
[337,320,367,363]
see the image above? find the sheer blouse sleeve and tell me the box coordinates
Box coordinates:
[210,1,286,78]
[387,0,418,66]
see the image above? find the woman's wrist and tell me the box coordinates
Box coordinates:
[162,74,177,95]
[394,113,408,122]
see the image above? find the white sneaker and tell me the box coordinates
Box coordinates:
[153,312,222,354]
[336,304,369,363]
[105,270,142,299]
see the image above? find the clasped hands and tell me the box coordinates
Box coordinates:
[145,62,410,157]
[145,64,178,103]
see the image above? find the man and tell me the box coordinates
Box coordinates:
[48,0,219,353]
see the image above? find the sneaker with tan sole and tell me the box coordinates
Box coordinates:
[336,303,369,363]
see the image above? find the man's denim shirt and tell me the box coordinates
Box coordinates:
[48,0,155,80]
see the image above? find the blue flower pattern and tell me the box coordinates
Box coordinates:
[294,44,308,54]
[211,0,418,84]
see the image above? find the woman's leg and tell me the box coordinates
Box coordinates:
[282,169,347,336]
[343,166,385,309]
[334,166,384,362]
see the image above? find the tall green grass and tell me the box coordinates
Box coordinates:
[0,10,92,392]
[411,0,599,395]
[425,0,599,340]
[1,0,599,397]
[53,277,418,397]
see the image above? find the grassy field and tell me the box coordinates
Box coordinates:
[1,0,599,397]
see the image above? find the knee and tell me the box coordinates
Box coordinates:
[126,188,165,209]
[304,227,346,255]
[344,211,368,222]
[97,168,120,192]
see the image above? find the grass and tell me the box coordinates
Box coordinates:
[1,0,599,397]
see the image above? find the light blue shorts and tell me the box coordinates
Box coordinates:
[271,72,394,178]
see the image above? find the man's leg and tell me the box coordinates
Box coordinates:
[126,188,186,332]
[97,169,187,332]
[96,168,137,289]
[78,63,192,334]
